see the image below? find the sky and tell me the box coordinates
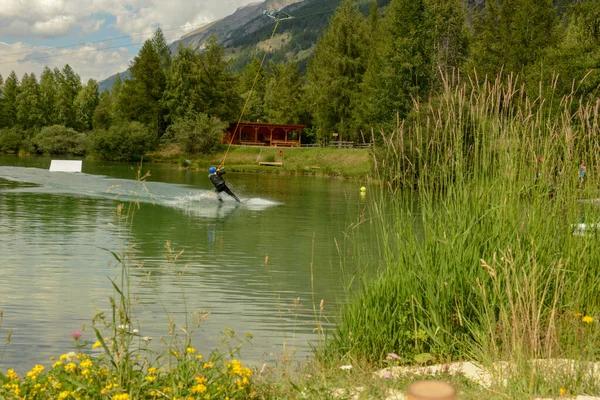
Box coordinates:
[0,0,255,83]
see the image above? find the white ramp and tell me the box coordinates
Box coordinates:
[49,160,82,173]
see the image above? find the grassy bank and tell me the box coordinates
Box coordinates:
[320,74,600,397]
[146,145,372,180]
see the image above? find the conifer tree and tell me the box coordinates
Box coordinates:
[356,2,385,135]
[305,0,368,142]
[264,61,304,124]
[39,67,58,126]
[151,28,172,71]
[2,71,20,128]
[16,73,42,130]
[74,79,99,131]
[376,0,433,122]
[238,58,267,122]
[426,0,468,87]
[470,0,559,79]
[55,65,82,128]
[163,44,204,123]
[196,36,240,122]
[120,39,167,136]
[0,73,4,128]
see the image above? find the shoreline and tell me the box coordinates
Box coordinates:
[145,144,374,181]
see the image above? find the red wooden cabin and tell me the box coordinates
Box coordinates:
[224,122,305,147]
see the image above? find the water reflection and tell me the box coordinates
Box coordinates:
[0,159,372,373]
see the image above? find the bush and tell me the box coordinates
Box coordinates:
[33,125,88,156]
[90,121,156,161]
[0,127,23,154]
[166,113,227,154]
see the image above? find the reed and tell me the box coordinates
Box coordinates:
[327,70,600,382]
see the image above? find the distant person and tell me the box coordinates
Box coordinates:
[579,162,587,186]
[208,166,240,203]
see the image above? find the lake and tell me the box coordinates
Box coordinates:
[0,156,373,373]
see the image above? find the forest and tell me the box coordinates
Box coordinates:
[0,0,598,161]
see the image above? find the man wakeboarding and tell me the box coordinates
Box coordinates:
[208,166,240,203]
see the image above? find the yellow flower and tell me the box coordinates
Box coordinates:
[203,362,214,369]
[195,376,207,384]
[6,369,18,380]
[171,351,179,358]
[92,341,102,349]
[53,361,63,369]
[145,376,156,382]
[191,384,207,394]
[574,312,582,318]
[58,390,70,399]
[582,315,594,323]
[196,354,203,360]
[59,354,68,361]
[186,347,196,354]
[49,356,55,361]
[112,394,130,400]
[64,362,77,373]
[148,367,157,374]
[560,387,566,395]
[80,359,93,369]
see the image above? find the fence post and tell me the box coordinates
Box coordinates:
[406,381,456,400]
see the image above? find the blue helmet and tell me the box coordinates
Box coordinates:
[209,166,217,174]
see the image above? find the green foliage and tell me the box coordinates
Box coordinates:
[163,38,240,124]
[264,61,304,124]
[33,125,87,156]
[39,67,58,126]
[327,75,600,365]
[90,121,155,161]
[237,58,267,122]
[74,79,99,131]
[16,73,42,130]
[2,72,20,127]
[0,73,4,128]
[55,65,82,129]
[0,127,23,154]
[306,0,368,143]
[119,38,168,137]
[469,0,559,78]
[166,113,227,154]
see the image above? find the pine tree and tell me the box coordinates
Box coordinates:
[120,39,167,136]
[163,44,204,123]
[238,58,267,122]
[152,28,172,71]
[264,61,304,124]
[75,79,99,131]
[375,0,434,123]
[0,73,4,128]
[470,0,559,79]
[16,73,42,130]
[426,0,468,87]
[55,65,82,128]
[305,0,368,143]
[356,2,386,135]
[3,71,20,127]
[39,66,58,126]
[196,36,241,122]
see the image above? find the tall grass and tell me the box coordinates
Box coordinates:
[326,71,600,375]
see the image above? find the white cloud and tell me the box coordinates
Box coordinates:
[0,41,132,82]
[0,0,255,81]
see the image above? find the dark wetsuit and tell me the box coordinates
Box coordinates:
[209,170,240,202]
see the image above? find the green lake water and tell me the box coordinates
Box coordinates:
[0,156,373,373]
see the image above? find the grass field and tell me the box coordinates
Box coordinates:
[146,145,373,180]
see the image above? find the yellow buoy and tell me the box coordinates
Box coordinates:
[360,186,367,193]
